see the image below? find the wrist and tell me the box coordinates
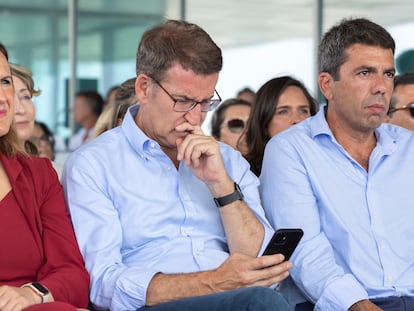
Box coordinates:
[21,282,50,303]
[213,182,244,208]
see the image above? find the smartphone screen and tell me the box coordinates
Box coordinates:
[262,228,303,259]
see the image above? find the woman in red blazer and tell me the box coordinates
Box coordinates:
[0,43,90,310]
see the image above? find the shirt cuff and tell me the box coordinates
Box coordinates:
[111,268,159,310]
[315,274,368,311]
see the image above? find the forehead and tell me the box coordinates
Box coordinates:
[0,53,10,76]
[343,43,394,68]
[12,75,27,88]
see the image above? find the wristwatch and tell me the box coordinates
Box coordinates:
[214,182,244,207]
[22,282,50,303]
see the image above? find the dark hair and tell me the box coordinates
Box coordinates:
[75,90,104,117]
[210,98,251,139]
[319,18,395,80]
[136,19,222,82]
[388,73,414,115]
[34,121,56,160]
[244,76,318,176]
[111,77,136,128]
[0,42,24,156]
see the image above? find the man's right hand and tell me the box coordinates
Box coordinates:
[207,252,291,291]
[349,300,384,311]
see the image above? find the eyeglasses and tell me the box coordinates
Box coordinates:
[389,102,414,118]
[151,77,222,112]
[223,118,246,133]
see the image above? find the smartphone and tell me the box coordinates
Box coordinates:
[262,228,303,259]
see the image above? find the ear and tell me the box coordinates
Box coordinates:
[318,72,334,102]
[135,74,152,105]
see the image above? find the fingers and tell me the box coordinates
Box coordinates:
[219,253,292,289]
[176,133,218,167]
[175,123,204,135]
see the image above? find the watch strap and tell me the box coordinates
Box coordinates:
[214,182,244,207]
[22,282,50,303]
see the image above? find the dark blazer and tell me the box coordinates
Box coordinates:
[0,152,90,308]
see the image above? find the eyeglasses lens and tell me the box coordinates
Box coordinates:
[227,119,245,133]
[410,103,414,118]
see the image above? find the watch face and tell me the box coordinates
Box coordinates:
[31,282,49,295]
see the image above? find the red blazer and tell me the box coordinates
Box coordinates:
[1,153,90,308]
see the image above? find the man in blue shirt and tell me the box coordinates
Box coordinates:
[260,18,414,311]
[63,20,293,311]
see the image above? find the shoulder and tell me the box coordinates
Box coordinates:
[377,123,414,145]
[16,155,59,186]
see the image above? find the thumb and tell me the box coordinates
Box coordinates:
[176,138,184,160]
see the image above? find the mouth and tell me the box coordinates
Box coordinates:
[15,121,29,128]
[366,104,386,114]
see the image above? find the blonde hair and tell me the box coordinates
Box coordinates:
[10,63,41,97]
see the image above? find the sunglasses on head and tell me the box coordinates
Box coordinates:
[225,118,245,133]
[389,102,414,118]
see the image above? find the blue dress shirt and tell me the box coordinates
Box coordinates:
[63,104,274,311]
[260,107,414,311]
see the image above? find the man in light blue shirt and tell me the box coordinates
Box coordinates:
[63,20,293,311]
[260,18,414,311]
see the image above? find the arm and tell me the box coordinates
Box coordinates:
[260,136,368,310]
[146,252,291,306]
[35,159,90,307]
[176,124,265,256]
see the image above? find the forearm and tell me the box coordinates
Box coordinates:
[146,271,215,306]
[219,199,264,256]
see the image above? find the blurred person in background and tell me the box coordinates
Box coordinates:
[385,72,414,131]
[236,86,256,104]
[68,90,104,151]
[243,76,318,176]
[211,98,251,154]
[10,63,40,155]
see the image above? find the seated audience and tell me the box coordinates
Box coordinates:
[10,63,40,155]
[243,76,318,176]
[0,43,89,311]
[385,72,414,131]
[260,18,414,311]
[211,98,251,154]
[63,20,293,311]
[68,90,104,150]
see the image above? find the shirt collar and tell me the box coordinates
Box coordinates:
[121,104,156,157]
[309,105,397,154]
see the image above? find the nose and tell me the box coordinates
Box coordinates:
[291,112,303,125]
[14,94,24,114]
[184,103,203,125]
[373,74,389,96]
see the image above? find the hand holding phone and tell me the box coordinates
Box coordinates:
[262,228,303,259]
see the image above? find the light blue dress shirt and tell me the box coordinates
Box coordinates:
[260,107,414,311]
[63,104,274,311]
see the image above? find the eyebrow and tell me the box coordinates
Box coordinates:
[0,74,12,80]
[172,93,214,102]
